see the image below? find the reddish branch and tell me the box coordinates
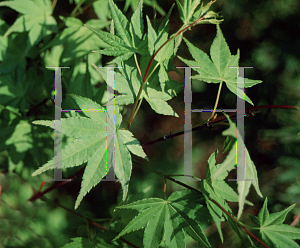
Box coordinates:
[30,104,299,201]
[142,105,300,147]
[127,14,209,129]
[28,104,298,247]
[291,214,300,226]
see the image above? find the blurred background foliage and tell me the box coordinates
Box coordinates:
[0,0,299,247]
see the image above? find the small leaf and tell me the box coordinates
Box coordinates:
[118,130,148,160]
[144,87,179,117]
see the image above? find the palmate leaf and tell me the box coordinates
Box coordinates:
[113,190,211,248]
[250,198,300,248]
[178,25,262,105]
[41,18,108,65]
[31,94,147,209]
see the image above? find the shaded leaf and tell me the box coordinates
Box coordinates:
[114,190,211,248]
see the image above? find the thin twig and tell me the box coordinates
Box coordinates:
[142,105,300,148]
[134,162,269,248]
[73,0,98,18]
[126,14,211,129]
[52,0,58,11]
[291,214,300,226]
[40,196,140,248]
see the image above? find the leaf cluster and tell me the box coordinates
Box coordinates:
[0,0,299,248]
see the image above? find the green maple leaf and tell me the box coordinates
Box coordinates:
[178,24,262,106]
[113,190,211,248]
[31,94,147,209]
[250,198,300,248]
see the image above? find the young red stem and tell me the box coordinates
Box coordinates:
[291,214,300,226]
[29,166,85,201]
[33,105,300,199]
[127,17,206,129]
[142,104,300,147]
[143,17,205,83]
[241,226,269,248]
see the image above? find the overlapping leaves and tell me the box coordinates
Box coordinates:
[0,0,57,55]
[113,190,211,248]
[31,94,147,209]
[87,0,179,92]
[199,148,253,242]
[178,25,262,105]
[85,0,146,64]
[220,114,263,219]
[176,0,222,25]
[94,61,180,117]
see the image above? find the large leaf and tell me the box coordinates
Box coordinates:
[113,190,211,248]
[31,95,147,209]
[178,25,262,105]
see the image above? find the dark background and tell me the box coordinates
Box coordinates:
[0,0,299,247]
